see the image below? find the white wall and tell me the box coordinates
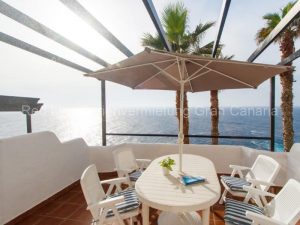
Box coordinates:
[89,143,289,186]
[1,132,299,224]
[0,132,89,224]
[89,143,243,174]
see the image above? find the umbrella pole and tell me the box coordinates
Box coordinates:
[179,81,184,173]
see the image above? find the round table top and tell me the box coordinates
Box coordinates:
[135,154,221,212]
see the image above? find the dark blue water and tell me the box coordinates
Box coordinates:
[0,107,299,151]
[106,107,300,151]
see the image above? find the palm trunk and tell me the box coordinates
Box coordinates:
[210,90,219,145]
[176,90,189,144]
[279,31,294,152]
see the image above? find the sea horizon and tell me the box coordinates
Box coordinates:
[1,106,299,152]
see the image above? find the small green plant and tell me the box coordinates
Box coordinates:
[159,157,175,171]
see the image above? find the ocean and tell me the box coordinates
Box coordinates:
[0,107,299,152]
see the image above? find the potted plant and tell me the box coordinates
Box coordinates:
[159,157,175,175]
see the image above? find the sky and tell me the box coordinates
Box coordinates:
[0,0,299,108]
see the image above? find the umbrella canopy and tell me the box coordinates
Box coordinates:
[86,48,290,92]
[86,48,291,172]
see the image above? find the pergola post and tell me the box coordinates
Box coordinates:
[0,95,43,134]
[270,77,275,151]
[101,81,107,146]
[26,114,32,133]
[210,0,231,145]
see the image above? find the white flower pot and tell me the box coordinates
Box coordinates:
[162,167,170,175]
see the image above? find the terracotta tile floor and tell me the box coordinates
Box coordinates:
[15,181,225,225]
[12,175,300,225]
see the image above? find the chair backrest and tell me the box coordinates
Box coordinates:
[246,155,280,190]
[80,164,106,219]
[266,179,300,224]
[113,147,138,174]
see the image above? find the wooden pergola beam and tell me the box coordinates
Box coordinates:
[60,0,133,57]
[142,0,172,52]
[0,95,44,133]
[247,0,300,62]
[0,0,108,67]
[278,49,300,65]
[0,32,92,73]
[212,0,231,58]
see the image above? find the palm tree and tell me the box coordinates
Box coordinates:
[141,2,214,144]
[256,1,299,151]
[209,54,233,145]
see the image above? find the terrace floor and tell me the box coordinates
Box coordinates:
[10,173,299,225]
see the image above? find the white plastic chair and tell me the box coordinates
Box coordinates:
[113,147,151,185]
[80,164,140,225]
[224,179,300,225]
[219,155,280,204]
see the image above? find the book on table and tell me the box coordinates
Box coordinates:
[180,175,206,185]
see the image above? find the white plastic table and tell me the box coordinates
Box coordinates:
[135,154,221,225]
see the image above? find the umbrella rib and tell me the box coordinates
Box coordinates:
[85,59,176,76]
[186,61,213,81]
[184,69,212,83]
[151,64,180,83]
[186,60,255,88]
[176,57,183,81]
[190,57,290,69]
[149,48,290,70]
[150,48,178,58]
[133,62,177,89]
[183,61,193,92]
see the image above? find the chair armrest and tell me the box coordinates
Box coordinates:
[243,186,276,198]
[243,185,276,207]
[100,177,130,185]
[229,165,251,178]
[246,211,286,225]
[101,177,131,195]
[136,159,151,164]
[115,168,134,179]
[87,196,124,210]
[247,178,275,187]
[136,159,151,169]
[229,165,251,170]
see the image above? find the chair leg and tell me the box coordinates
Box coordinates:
[133,216,141,225]
[219,190,228,204]
[243,192,251,203]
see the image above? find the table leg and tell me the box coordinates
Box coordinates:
[202,208,210,225]
[142,203,149,225]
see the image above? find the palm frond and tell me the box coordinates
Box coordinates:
[263,13,281,29]
[192,41,214,56]
[194,22,215,37]
[281,1,297,18]
[162,2,188,45]
[141,33,164,50]
[256,12,281,44]
[256,27,274,43]
[184,21,215,54]
[282,1,300,37]
[256,1,300,45]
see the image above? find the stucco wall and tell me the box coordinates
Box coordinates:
[1,131,299,224]
[89,143,288,186]
[0,132,89,224]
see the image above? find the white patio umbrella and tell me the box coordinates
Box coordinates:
[86,48,290,172]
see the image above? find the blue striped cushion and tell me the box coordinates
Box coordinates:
[105,188,140,217]
[221,175,251,192]
[129,170,142,181]
[224,198,265,225]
